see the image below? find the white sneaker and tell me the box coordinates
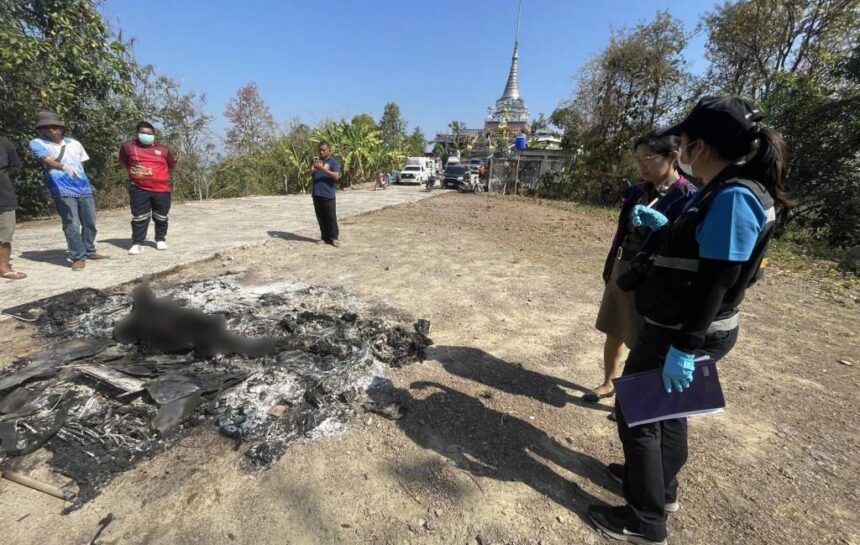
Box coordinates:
[156,240,168,251]
[128,244,143,255]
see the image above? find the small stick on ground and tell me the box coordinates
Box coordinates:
[1,470,75,501]
[89,513,115,545]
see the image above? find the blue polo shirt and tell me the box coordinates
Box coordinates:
[696,186,768,262]
[312,158,340,199]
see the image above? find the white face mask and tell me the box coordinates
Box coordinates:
[677,141,700,177]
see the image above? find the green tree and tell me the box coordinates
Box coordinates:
[379,102,406,151]
[448,121,466,152]
[702,0,859,99]
[703,0,860,245]
[761,58,859,245]
[350,113,378,131]
[550,11,691,203]
[550,104,585,151]
[0,0,139,217]
[404,127,426,157]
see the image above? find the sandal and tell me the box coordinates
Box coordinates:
[582,388,615,403]
[1,271,27,281]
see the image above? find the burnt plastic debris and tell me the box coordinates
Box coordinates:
[144,374,200,405]
[0,276,432,507]
[2,287,109,325]
[0,338,112,392]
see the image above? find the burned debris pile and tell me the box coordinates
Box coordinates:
[0,278,431,506]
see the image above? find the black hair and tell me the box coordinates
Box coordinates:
[136,121,155,132]
[318,141,330,149]
[632,130,680,158]
[685,120,795,208]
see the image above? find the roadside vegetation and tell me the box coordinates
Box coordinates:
[1,0,856,260]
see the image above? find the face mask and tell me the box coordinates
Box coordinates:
[677,141,700,177]
[677,158,693,176]
[138,133,155,146]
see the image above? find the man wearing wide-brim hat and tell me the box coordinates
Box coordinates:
[29,111,109,271]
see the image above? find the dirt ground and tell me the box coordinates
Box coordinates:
[1,192,858,545]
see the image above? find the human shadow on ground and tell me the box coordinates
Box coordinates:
[99,238,130,251]
[267,231,319,244]
[370,380,617,526]
[100,238,153,251]
[19,249,69,267]
[427,345,611,412]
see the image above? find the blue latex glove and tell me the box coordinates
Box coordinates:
[663,346,695,393]
[631,204,668,229]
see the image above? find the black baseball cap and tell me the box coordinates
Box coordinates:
[659,96,763,137]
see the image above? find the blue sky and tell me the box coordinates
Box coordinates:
[100,0,717,142]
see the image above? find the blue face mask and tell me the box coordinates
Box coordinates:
[138,133,155,146]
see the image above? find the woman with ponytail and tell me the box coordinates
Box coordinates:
[588,97,794,545]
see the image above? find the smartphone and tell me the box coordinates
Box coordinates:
[312,156,320,163]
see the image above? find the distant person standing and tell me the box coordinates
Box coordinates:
[119,122,177,255]
[29,111,109,271]
[305,141,342,246]
[0,135,26,280]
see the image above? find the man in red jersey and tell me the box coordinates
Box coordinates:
[119,122,177,255]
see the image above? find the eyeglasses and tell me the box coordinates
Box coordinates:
[633,154,663,164]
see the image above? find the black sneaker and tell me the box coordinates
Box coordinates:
[588,505,667,545]
[605,464,680,512]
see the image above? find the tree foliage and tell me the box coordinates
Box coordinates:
[0,0,140,217]
[547,3,858,246]
[404,127,426,157]
[702,0,858,99]
[547,12,691,204]
[224,82,276,156]
[379,102,406,151]
[703,0,859,245]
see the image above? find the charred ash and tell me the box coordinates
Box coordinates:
[0,277,431,508]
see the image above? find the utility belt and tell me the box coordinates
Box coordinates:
[644,312,740,336]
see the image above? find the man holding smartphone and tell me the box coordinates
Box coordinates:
[305,141,341,246]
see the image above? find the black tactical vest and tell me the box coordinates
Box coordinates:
[634,167,776,332]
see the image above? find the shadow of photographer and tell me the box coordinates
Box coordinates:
[370,379,617,526]
[427,345,610,412]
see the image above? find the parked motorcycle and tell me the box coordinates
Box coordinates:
[458,178,484,193]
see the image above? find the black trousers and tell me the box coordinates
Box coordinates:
[312,196,339,242]
[130,185,171,243]
[616,323,738,539]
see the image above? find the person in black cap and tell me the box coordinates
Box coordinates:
[588,96,794,544]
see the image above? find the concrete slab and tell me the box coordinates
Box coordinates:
[2,185,436,308]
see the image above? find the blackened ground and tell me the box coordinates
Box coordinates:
[0,278,431,508]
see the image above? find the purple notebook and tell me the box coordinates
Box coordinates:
[613,357,725,426]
